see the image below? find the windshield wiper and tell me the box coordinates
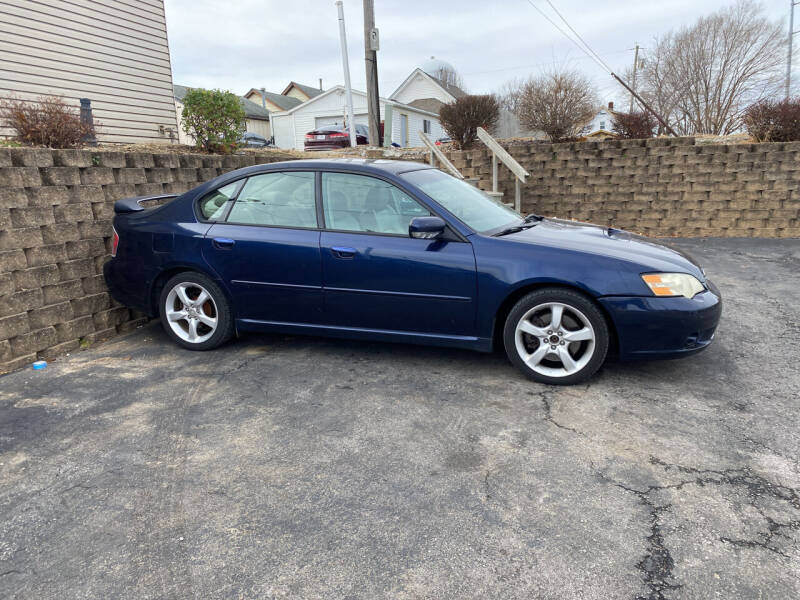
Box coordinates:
[493,225,524,237]
[493,220,541,237]
[523,213,544,223]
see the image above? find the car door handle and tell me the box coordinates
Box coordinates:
[331,246,357,259]
[212,237,235,250]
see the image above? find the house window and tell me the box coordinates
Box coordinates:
[599,120,606,130]
[423,119,431,134]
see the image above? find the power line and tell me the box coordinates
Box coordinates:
[522,0,610,73]
[462,48,634,77]
[544,0,613,73]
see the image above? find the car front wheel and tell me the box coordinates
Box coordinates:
[159,272,234,350]
[503,288,609,385]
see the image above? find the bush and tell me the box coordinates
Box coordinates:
[611,111,657,139]
[743,98,800,142]
[180,88,246,153]
[517,70,597,142]
[0,95,95,148]
[439,95,499,149]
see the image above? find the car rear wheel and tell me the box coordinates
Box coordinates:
[159,272,234,350]
[503,288,609,385]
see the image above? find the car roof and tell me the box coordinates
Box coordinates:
[253,158,436,176]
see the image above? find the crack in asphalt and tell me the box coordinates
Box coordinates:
[600,456,800,599]
[613,482,681,600]
[529,390,582,435]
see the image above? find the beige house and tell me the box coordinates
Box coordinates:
[242,88,303,114]
[280,81,324,103]
[0,0,179,144]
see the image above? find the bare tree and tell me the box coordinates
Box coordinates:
[439,95,500,149]
[495,77,528,114]
[637,0,784,135]
[430,65,465,91]
[517,69,598,141]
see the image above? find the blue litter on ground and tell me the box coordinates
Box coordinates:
[32,360,47,370]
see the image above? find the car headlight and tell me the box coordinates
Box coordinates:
[641,273,705,298]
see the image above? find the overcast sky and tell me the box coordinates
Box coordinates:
[164,0,789,106]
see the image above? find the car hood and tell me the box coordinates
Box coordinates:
[498,218,705,280]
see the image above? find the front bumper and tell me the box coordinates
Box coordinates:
[598,280,722,360]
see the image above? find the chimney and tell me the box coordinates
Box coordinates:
[608,101,614,111]
[260,87,266,110]
[319,78,323,90]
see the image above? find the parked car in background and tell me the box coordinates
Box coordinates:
[304,124,369,151]
[239,132,271,148]
[104,159,721,385]
[435,136,452,145]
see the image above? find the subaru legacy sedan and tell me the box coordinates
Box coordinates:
[104,159,721,385]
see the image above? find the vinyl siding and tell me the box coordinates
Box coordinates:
[391,72,454,105]
[285,87,310,102]
[0,0,178,144]
[391,110,444,148]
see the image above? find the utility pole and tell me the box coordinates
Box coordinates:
[629,44,639,113]
[610,72,678,137]
[787,1,798,99]
[335,0,357,147]
[363,0,381,146]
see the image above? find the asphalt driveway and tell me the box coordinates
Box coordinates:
[1,238,799,599]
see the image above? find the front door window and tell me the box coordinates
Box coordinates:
[321,172,429,235]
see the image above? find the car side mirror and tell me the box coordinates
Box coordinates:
[409,216,446,239]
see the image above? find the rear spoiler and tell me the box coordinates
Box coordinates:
[114,194,177,214]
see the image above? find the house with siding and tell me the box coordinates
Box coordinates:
[389,67,465,113]
[0,0,179,144]
[280,81,324,103]
[270,85,443,151]
[242,88,303,114]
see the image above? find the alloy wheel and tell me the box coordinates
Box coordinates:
[164,282,218,344]
[514,302,596,378]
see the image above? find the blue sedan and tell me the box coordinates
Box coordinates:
[104,159,721,385]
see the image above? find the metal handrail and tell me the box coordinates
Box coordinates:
[476,127,529,182]
[418,131,464,179]
[476,127,529,211]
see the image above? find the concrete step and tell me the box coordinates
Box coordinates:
[484,191,504,200]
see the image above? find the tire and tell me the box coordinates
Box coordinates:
[503,287,609,385]
[158,272,234,351]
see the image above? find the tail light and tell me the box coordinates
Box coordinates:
[111,226,119,257]
[305,134,315,140]
[329,132,348,138]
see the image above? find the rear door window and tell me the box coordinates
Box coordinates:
[198,182,239,221]
[226,172,317,228]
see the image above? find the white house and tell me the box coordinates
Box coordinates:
[390,65,465,107]
[271,85,444,150]
[582,102,621,139]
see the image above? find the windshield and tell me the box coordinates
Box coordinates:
[401,169,521,233]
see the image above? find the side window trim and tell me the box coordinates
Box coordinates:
[217,178,246,222]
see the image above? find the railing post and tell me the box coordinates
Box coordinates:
[515,178,521,212]
[429,148,435,166]
[492,152,498,193]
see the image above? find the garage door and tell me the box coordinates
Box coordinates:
[314,114,369,129]
[315,116,343,129]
